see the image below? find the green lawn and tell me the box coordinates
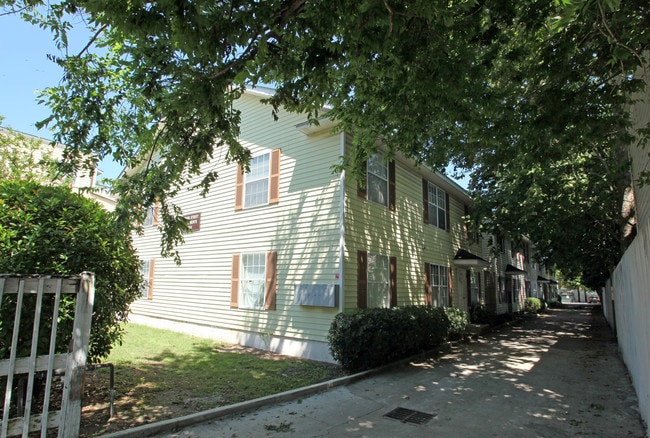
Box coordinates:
[82,323,343,436]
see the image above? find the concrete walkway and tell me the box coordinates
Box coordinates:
[104,307,647,438]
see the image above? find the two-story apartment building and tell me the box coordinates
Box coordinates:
[475,234,557,315]
[130,87,553,362]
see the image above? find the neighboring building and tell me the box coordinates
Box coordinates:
[461,231,557,316]
[130,87,552,362]
[0,128,117,210]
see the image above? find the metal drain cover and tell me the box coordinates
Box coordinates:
[384,407,435,424]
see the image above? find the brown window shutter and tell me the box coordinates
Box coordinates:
[357,250,367,308]
[389,256,397,307]
[448,266,453,307]
[147,259,155,300]
[153,202,160,226]
[357,161,367,200]
[445,193,451,232]
[424,262,431,306]
[498,276,503,303]
[235,165,244,210]
[478,272,482,302]
[265,251,277,310]
[422,179,429,224]
[269,149,281,204]
[230,254,240,308]
[388,160,396,212]
[463,204,470,240]
[466,269,472,308]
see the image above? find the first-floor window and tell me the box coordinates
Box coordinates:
[367,252,390,308]
[429,264,449,308]
[231,252,277,311]
[470,271,481,305]
[498,276,505,303]
[139,258,155,300]
[513,279,521,302]
[240,252,266,309]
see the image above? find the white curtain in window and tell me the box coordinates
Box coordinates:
[139,259,150,299]
[240,253,266,309]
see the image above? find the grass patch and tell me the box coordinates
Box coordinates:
[81,324,343,436]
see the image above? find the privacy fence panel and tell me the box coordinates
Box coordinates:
[612,223,650,438]
[0,273,95,438]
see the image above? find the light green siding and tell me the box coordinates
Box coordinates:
[131,91,343,347]
[343,154,471,311]
[131,90,479,359]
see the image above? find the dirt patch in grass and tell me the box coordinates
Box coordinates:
[80,342,343,437]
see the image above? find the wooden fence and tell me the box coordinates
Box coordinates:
[0,273,95,438]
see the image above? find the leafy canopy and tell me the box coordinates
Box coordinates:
[1,0,648,287]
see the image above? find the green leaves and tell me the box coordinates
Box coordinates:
[2,0,648,284]
[0,180,142,362]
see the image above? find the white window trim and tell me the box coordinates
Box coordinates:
[239,251,267,310]
[143,206,155,227]
[243,152,270,208]
[427,181,447,230]
[367,252,390,308]
[367,153,389,207]
[429,263,449,308]
[139,258,152,300]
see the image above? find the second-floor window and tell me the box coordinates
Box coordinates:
[424,181,447,230]
[496,233,506,253]
[143,203,159,227]
[367,153,389,207]
[245,153,270,208]
[235,149,281,210]
[358,152,395,211]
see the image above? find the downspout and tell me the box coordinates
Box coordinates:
[338,131,346,313]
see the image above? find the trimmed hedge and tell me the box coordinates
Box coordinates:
[328,306,469,373]
[444,307,471,341]
[523,297,543,314]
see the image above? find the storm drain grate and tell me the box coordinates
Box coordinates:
[383,407,435,425]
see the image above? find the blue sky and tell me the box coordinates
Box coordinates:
[0,12,124,179]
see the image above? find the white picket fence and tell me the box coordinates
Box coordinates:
[0,273,95,438]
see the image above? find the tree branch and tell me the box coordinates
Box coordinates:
[384,0,394,33]
[596,0,645,73]
[0,5,29,17]
[76,24,109,57]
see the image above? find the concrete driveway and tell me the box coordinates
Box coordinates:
[104,307,646,438]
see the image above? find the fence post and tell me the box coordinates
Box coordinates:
[57,272,95,438]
